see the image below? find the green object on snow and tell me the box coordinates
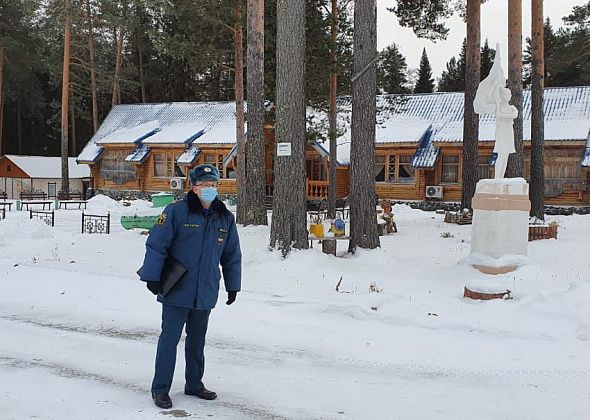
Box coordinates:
[151,192,175,208]
[120,215,159,230]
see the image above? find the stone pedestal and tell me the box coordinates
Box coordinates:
[470,178,530,274]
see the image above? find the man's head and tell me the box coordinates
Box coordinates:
[190,164,220,204]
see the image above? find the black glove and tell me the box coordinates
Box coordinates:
[226,291,237,305]
[146,281,160,295]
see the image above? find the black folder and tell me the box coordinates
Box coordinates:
[137,257,187,297]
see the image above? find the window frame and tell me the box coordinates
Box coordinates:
[440,155,460,184]
[375,152,416,184]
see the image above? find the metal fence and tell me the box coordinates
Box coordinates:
[29,210,55,227]
[82,212,110,234]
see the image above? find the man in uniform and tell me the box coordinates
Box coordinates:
[139,164,241,409]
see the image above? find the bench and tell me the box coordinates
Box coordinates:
[0,202,13,211]
[20,192,47,200]
[21,200,53,210]
[58,200,88,209]
[0,192,7,201]
[58,191,85,200]
[0,208,4,220]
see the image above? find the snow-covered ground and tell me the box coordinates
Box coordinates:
[1,196,589,419]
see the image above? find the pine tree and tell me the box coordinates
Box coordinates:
[461,0,481,210]
[439,39,494,92]
[413,48,434,93]
[438,40,465,92]
[530,0,545,220]
[348,0,379,252]
[244,0,268,226]
[377,43,409,94]
[270,0,308,255]
[506,0,524,178]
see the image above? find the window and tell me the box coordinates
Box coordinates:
[375,156,386,182]
[153,153,181,178]
[478,155,494,180]
[375,154,415,184]
[544,150,582,179]
[441,155,459,184]
[48,183,56,198]
[398,155,415,183]
[204,153,226,178]
[99,149,136,184]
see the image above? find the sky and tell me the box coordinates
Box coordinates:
[377,0,586,81]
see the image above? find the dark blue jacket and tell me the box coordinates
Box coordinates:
[140,192,241,309]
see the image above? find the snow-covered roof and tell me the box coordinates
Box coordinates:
[78,102,237,163]
[177,146,202,165]
[125,145,151,163]
[412,127,439,168]
[5,155,90,178]
[194,122,240,145]
[96,120,161,145]
[313,86,590,165]
[141,124,203,145]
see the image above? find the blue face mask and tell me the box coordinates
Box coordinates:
[199,186,218,203]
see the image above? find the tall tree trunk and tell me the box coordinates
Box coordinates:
[0,47,4,156]
[245,0,268,225]
[61,0,72,193]
[327,0,338,219]
[270,0,307,254]
[17,99,22,154]
[138,36,147,103]
[348,0,379,252]
[506,0,524,177]
[235,1,246,224]
[86,0,99,132]
[461,0,480,210]
[530,0,545,219]
[112,1,127,107]
[70,95,76,155]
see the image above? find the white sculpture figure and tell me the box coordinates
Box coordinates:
[474,44,518,179]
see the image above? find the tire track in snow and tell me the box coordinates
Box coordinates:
[0,355,288,420]
[2,314,589,385]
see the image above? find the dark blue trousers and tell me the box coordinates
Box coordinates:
[151,304,211,394]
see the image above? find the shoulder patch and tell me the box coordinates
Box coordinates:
[156,212,168,225]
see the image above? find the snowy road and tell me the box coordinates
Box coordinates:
[2,199,590,419]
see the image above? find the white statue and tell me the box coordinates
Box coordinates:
[473,44,518,179]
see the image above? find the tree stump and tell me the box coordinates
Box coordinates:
[464,287,511,300]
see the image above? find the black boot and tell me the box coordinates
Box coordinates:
[152,393,173,409]
[185,387,217,400]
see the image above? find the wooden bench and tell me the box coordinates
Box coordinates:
[58,191,85,200]
[58,200,88,209]
[0,192,7,201]
[0,208,4,220]
[20,192,47,201]
[21,200,53,210]
[0,202,13,211]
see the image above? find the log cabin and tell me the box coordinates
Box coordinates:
[76,101,348,201]
[313,85,590,206]
[77,86,590,206]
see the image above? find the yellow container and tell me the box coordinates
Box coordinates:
[309,223,324,237]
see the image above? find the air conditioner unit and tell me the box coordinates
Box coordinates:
[169,177,184,190]
[425,185,443,199]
